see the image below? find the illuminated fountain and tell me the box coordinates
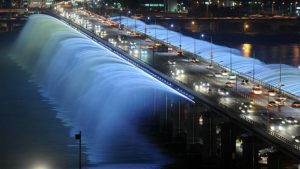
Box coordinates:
[11,14,191,167]
[111,16,300,97]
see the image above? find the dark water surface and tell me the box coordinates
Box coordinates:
[0,32,78,169]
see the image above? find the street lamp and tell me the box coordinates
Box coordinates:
[134,18,137,34]
[209,35,213,68]
[119,8,123,26]
[290,3,293,16]
[193,36,196,58]
[144,16,150,34]
[205,1,210,17]
[281,2,285,16]
[252,51,256,82]
[75,131,82,169]
[126,10,131,28]
[179,30,182,55]
[272,1,275,15]
[295,2,299,16]
[154,18,157,41]
[166,23,174,44]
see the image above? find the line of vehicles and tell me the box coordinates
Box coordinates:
[66,7,300,140]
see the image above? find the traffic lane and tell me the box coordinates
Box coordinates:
[65,9,300,144]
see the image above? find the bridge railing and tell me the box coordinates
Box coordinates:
[50,10,300,157]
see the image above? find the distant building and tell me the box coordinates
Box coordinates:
[166,0,177,12]
[139,0,177,12]
[0,0,12,8]
[139,0,165,11]
[28,0,44,8]
[26,0,53,8]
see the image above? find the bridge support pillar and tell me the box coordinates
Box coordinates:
[171,99,189,153]
[9,24,13,32]
[220,123,237,168]
[241,135,258,169]
[159,94,173,143]
[267,151,281,169]
[202,113,217,159]
[186,103,204,161]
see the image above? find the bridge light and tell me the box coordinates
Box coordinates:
[244,23,250,31]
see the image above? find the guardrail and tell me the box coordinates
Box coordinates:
[47,11,195,104]
[49,10,300,159]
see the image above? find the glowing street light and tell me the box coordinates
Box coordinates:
[272,1,275,15]
[144,16,151,34]
[166,23,174,44]
[244,23,249,32]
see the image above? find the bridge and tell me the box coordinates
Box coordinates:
[49,8,300,168]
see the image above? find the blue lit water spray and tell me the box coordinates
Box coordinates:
[11,14,192,166]
[111,16,300,97]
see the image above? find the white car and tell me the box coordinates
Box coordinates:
[168,60,176,65]
[218,88,229,96]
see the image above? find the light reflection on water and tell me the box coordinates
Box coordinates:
[237,43,300,67]
[241,43,252,58]
[180,21,300,67]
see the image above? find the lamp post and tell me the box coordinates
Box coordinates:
[75,131,82,169]
[126,10,131,28]
[179,31,182,54]
[205,2,209,17]
[193,37,196,58]
[166,23,174,45]
[290,3,293,16]
[210,35,213,67]
[134,18,137,34]
[145,16,150,34]
[252,51,256,83]
[272,1,275,15]
[295,2,298,16]
[154,18,157,41]
[281,2,285,16]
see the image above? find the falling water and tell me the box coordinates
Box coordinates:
[111,16,300,97]
[11,14,190,168]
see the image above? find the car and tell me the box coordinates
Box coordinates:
[194,81,210,90]
[267,90,277,97]
[214,72,223,78]
[239,102,254,113]
[252,84,263,95]
[291,101,300,108]
[191,57,199,63]
[225,81,235,88]
[147,45,155,49]
[177,51,183,56]
[241,79,250,85]
[168,60,176,65]
[218,88,229,96]
[200,81,210,87]
[268,101,278,108]
[293,136,300,143]
[221,70,229,76]
[269,119,285,132]
[281,117,298,125]
[206,64,213,69]
[275,97,286,106]
[270,123,284,132]
[228,74,236,80]
[261,112,282,121]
